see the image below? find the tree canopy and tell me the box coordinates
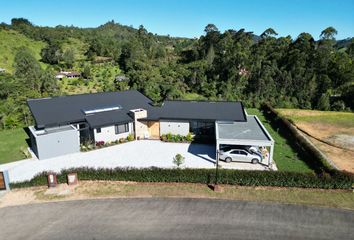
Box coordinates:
[0,19,353,129]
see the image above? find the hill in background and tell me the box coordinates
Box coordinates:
[0,29,46,72]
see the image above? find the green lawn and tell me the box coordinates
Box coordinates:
[246,108,313,173]
[0,128,29,164]
[277,108,354,128]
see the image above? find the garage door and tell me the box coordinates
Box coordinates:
[0,172,5,190]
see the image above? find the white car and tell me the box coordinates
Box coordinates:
[219,149,262,164]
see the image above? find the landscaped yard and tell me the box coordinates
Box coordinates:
[0,109,316,174]
[247,108,313,173]
[0,128,29,164]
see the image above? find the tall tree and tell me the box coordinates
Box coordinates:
[13,47,42,92]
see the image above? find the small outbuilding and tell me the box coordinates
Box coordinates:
[29,125,80,159]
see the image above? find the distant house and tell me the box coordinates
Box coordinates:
[55,73,66,80]
[66,71,81,78]
[115,75,129,82]
[55,71,81,79]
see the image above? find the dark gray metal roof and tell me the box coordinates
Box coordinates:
[85,110,133,128]
[27,90,153,128]
[146,100,246,122]
[28,90,246,129]
[217,116,272,141]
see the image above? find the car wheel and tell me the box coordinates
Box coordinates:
[251,158,259,164]
[225,157,232,163]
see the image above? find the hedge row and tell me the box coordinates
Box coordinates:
[262,104,334,172]
[10,167,353,189]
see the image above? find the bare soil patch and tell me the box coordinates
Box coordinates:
[277,109,354,172]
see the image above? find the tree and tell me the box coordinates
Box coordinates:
[41,43,62,64]
[13,47,42,91]
[62,48,75,68]
[204,24,219,34]
[320,27,338,40]
[317,93,330,111]
[82,64,91,79]
[40,68,59,95]
[260,28,278,38]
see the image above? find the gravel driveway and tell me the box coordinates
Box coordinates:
[0,141,272,183]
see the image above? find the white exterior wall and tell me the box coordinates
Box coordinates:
[160,120,189,136]
[94,122,133,143]
[135,121,148,139]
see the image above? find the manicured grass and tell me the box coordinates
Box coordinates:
[247,108,313,173]
[277,108,354,128]
[31,181,354,210]
[0,128,29,164]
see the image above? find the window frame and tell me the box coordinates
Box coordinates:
[115,123,129,135]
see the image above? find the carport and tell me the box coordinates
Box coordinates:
[215,115,275,166]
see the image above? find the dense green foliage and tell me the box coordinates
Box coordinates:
[10,167,354,189]
[0,18,353,129]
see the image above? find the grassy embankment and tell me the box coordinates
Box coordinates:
[0,29,46,72]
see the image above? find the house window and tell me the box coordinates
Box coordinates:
[96,128,101,133]
[189,121,215,136]
[115,123,129,134]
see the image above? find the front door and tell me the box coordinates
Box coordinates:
[147,121,160,139]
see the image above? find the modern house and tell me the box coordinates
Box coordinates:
[27,90,274,165]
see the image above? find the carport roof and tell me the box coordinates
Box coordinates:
[216,116,273,142]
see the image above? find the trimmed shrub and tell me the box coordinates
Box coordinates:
[10,167,353,190]
[161,132,193,143]
[127,134,134,141]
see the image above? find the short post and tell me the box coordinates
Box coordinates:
[214,150,222,192]
[67,173,78,185]
[47,172,57,188]
[0,170,10,191]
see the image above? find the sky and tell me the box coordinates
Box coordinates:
[1,0,354,40]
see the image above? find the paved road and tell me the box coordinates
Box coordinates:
[0,198,353,240]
